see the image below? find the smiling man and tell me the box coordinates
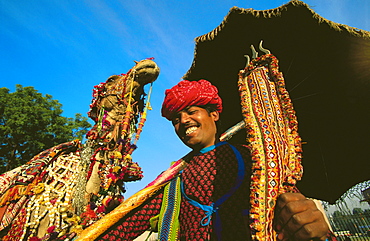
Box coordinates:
[171,105,219,151]
[162,80,222,153]
[159,79,332,241]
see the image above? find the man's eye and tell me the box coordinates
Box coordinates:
[188,110,197,115]
[172,118,179,125]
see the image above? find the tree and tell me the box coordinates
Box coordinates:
[0,85,91,173]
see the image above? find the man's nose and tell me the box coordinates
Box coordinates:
[179,112,191,124]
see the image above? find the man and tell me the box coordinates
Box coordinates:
[94,79,332,241]
[161,79,330,241]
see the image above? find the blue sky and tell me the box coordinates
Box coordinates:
[1,0,369,197]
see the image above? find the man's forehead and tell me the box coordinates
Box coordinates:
[171,106,201,119]
[176,105,201,114]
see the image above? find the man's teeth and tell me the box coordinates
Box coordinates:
[185,126,198,135]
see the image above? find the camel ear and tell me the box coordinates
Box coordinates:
[134,60,139,64]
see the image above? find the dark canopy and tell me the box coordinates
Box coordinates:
[183,0,370,203]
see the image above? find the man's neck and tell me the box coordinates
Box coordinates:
[197,141,227,154]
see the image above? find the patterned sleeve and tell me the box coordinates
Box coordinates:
[96,189,164,241]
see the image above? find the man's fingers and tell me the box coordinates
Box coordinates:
[275,193,329,241]
[275,193,307,221]
[283,209,321,236]
[276,207,329,240]
[275,193,305,230]
[276,197,314,229]
[291,218,329,240]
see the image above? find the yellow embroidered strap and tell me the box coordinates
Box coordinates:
[238,54,303,241]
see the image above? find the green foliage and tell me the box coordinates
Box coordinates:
[0,85,91,173]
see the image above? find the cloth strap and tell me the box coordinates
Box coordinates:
[180,142,246,241]
[158,162,182,241]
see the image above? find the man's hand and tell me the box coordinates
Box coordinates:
[274,193,329,241]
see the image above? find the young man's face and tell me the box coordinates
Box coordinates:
[172,106,219,151]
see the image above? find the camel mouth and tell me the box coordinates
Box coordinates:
[134,60,160,84]
[135,60,159,72]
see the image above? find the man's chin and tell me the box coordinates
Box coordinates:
[181,138,198,150]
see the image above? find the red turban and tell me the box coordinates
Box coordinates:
[161,79,223,120]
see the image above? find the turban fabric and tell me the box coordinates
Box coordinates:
[161,79,223,120]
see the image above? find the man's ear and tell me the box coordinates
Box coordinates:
[211,111,220,122]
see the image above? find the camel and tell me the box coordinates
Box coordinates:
[0,59,160,241]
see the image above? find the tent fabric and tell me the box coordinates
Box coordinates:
[182,0,370,203]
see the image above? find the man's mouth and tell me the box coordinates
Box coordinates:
[185,126,198,136]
